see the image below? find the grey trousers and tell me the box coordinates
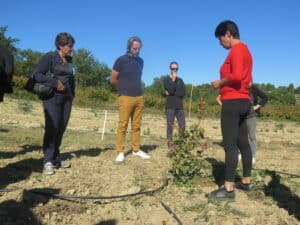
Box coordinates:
[246,116,257,158]
[166,109,185,140]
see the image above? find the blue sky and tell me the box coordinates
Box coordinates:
[2,0,300,87]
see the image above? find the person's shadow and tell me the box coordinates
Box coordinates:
[94,219,118,225]
[205,157,226,186]
[141,144,158,153]
[0,144,40,159]
[0,145,110,190]
[0,188,59,225]
[264,170,300,220]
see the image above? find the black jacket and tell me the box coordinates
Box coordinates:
[32,51,75,98]
[164,76,186,109]
[247,85,268,117]
[0,45,14,102]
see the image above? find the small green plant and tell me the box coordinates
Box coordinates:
[90,108,98,117]
[169,125,205,185]
[18,101,32,113]
[143,127,151,136]
[130,197,142,207]
[275,123,284,130]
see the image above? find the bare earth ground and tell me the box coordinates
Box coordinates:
[0,97,299,225]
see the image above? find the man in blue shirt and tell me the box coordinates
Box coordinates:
[110,36,150,162]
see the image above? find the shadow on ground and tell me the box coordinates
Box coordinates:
[205,157,225,186]
[141,144,158,152]
[264,170,300,220]
[0,144,40,159]
[0,146,111,189]
[94,219,118,225]
[0,188,59,225]
[0,128,9,132]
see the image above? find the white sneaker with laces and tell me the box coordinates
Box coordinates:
[116,152,125,162]
[132,150,150,159]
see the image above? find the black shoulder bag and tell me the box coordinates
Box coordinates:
[24,52,55,98]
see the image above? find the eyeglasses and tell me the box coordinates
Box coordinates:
[170,68,178,71]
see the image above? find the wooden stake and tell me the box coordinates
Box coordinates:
[188,85,193,120]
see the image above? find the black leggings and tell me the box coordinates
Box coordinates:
[221,99,252,182]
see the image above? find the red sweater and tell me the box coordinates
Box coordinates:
[219,42,253,100]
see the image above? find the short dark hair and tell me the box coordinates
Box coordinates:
[169,61,178,68]
[55,32,75,50]
[127,36,142,50]
[215,20,240,39]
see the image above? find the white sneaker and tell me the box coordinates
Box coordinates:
[132,150,150,159]
[116,152,125,162]
[43,162,54,175]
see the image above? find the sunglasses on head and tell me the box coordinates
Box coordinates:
[170,68,178,71]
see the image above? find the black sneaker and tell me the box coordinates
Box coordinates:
[235,181,253,191]
[206,185,235,201]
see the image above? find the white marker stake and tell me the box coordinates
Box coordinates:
[101,110,107,140]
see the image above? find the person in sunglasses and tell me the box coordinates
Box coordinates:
[163,61,186,149]
[210,20,253,200]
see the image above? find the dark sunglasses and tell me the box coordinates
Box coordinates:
[170,68,178,71]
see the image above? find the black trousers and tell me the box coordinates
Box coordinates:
[166,109,186,140]
[42,94,72,164]
[221,99,252,182]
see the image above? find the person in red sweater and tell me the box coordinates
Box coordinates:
[209,20,253,200]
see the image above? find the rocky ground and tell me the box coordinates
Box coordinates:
[0,97,299,225]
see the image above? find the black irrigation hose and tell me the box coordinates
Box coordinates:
[253,168,300,178]
[155,197,184,225]
[0,178,184,225]
[28,179,169,200]
[1,168,298,194]
[0,179,169,195]
[0,188,20,193]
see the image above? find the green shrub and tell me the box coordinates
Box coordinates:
[169,125,205,185]
[144,94,164,109]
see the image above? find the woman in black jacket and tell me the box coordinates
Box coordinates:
[245,84,268,163]
[32,32,75,175]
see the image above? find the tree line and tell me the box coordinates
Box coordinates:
[1,26,300,120]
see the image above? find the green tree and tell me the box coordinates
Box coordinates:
[144,75,166,96]
[0,26,19,55]
[14,49,43,76]
[72,49,111,88]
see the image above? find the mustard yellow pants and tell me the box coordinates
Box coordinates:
[116,96,143,153]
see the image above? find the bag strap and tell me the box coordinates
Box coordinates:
[49,51,55,74]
